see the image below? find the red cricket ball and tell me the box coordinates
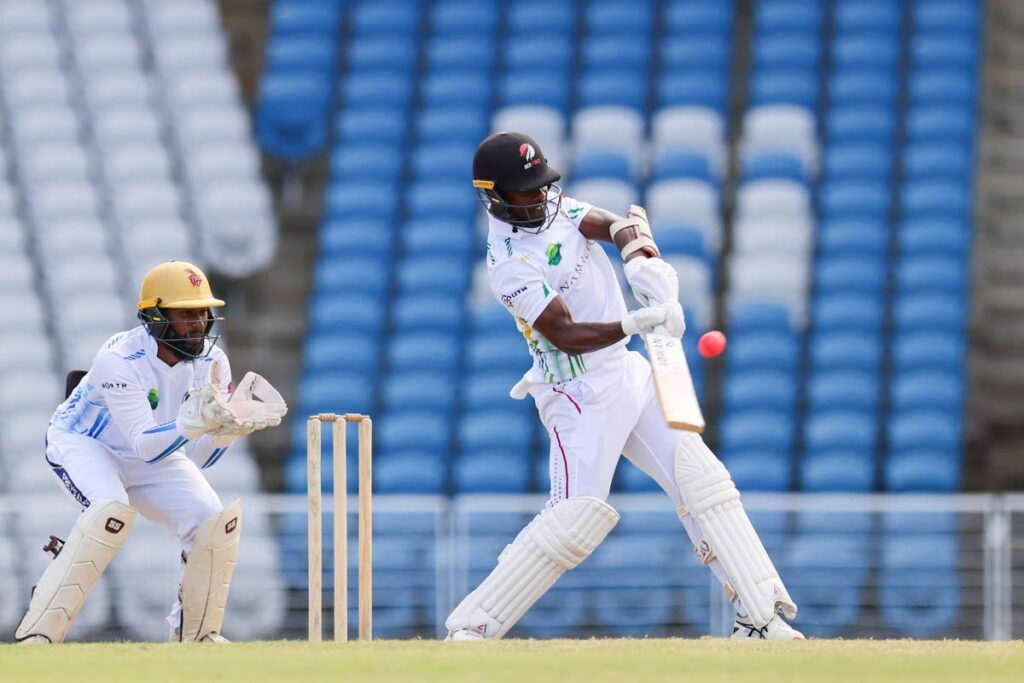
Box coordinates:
[697,331,727,358]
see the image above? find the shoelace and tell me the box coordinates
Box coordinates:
[733,621,768,639]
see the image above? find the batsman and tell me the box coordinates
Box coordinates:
[15,261,288,644]
[446,133,802,640]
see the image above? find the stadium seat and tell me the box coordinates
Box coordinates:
[879,535,961,637]
[807,371,880,413]
[454,451,530,493]
[801,451,874,492]
[723,450,791,492]
[374,452,446,494]
[382,372,457,414]
[810,332,883,372]
[804,411,877,453]
[720,410,795,452]
[887,412,962,452]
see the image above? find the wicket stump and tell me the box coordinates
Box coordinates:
[307,412,372,642]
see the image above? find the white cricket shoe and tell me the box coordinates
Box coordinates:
[199,632,231,643]
[732,616,805,640]
[445,628,486,641]
[17,635,51,645]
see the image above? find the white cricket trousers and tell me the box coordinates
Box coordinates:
[44,426,224,632]
[531,350,747,614]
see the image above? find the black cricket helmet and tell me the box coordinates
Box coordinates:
[472,131,563,233]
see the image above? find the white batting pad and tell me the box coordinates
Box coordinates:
[675,435,797,627]
[16,500,136,643]
[178,499,241,641]
[446,496,619,639]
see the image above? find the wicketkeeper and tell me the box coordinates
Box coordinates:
[445,133,802,640]
[15,261,287,644]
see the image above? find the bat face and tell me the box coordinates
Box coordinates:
[644,332,705,432]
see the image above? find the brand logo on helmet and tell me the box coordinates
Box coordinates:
[185,268,203,288]
[519,143,541,170]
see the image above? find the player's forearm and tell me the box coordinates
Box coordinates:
[548,321,626,355]
[186,434,231,469]
[133,420,191,463]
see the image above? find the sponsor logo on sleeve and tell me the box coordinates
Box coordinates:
[102,382,128,390]
[500,286,528,307]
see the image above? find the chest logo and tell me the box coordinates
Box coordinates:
[147,388,159,410]
[546,242,562,265]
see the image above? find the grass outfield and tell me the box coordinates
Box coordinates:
[2,639,1022,683]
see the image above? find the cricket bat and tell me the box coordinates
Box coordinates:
[644,327,705,432]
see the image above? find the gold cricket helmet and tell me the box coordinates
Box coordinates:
[137,261,225,311]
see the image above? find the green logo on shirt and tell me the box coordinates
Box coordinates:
[568,207,584,218]
[546,242,562,265]
[147,388,159,409]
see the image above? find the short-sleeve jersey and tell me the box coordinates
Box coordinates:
[485,193,629,384]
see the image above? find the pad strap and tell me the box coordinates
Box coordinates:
[609,204,660,260]
[445,497,619,638]
[178,500,241,641]
[16,500,135,643]
[675,436,797,627]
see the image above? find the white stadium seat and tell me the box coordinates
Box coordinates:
[651,106,727,177]
[646,179,722,252]
[8,105,79,148]
[572,105,645,158]
[735,180,812,222]
[0,1,52,33]
[103,143,174,184]
[740,105,819,177]
[92,106,162,145]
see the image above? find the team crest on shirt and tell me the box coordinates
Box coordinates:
[147,388,159,409]
[546,242,562,265]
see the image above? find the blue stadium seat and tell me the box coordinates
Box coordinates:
[801,451,874,492]
[820,181,890,219]
[833,1,901,34]
[314,256,390,296]
[902,143,972,181]
[422,71,491,108]
[810,332,882,372]
[256,73,331,160]
[308,293,386,334]
[898,219,970,256]
[880,535,961,637]
[743,152,806,183]
[266,35,337,73]
[727,332,799,372]
[335,107,407,145]
[572,152,635,181]
[831,35,900,70]
[347,37,417,72]
[455,451,530,492]
[896,255,968,294]
[817,218,888,257]
[299,372,375,416]
[387,332,460,372]
[378,411,450,454]
[784,534,867,636]
[427,36,494,72]
[723,371,797,412]
[392,294,464,332]
[748,69,818,108]
[499,71,571,109]
[807,371,880,413]
[463,372,531,413]
[401,220,475,258]
[270,1,342,36]
[826,106,896,143]
[415,107,488,144]
[616,459,663,492]
[586,1,654,34]
[723,450,791,491]
[911,34,979,69]
[657,72,728,111]
[504,39,573,72]
[752,33,822,71]
[813,294,884,332]
[351,2,421,36]
[410,143,476,181]
[374,452,445,494]
[329,144,403,181]
[893,293,967,332]
[914,1,979,33]
[829,70,899,107]
[342,72,414,108]
[508,2,575,35]
[304,333,378,374]
[579,71,647,110]
[804,411,877,452]
[887,412,962,452]
[656,228,707,259]
[901,181,971,219]
[815,255,887,295]
[431,2,498,36]
[824,144,891,180]
[720,410,795,452]
[396,257,468,295]
[885,450,961,492]
[467,333,532,371]
[459,411,533,451]
[909,69,976,105]
[325,182,398,221]
[891,372,964,412]
[470,305,513,333]
[406,181,477,220]
[664,1,734,36]
[892,332,965,372]
[382,372,457,414]
[590,539,677,636]
[582,38,651,72]
[906,105,975,144]
[319,220,394,257]
[755,0,823,33]
[651,151,715,183]
[660,36,731,72]
[728,302,793,334]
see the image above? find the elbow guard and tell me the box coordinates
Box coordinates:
[609,204,660,260]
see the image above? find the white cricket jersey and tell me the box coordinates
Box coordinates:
[485,193,629,385]
[50,326,230,467]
